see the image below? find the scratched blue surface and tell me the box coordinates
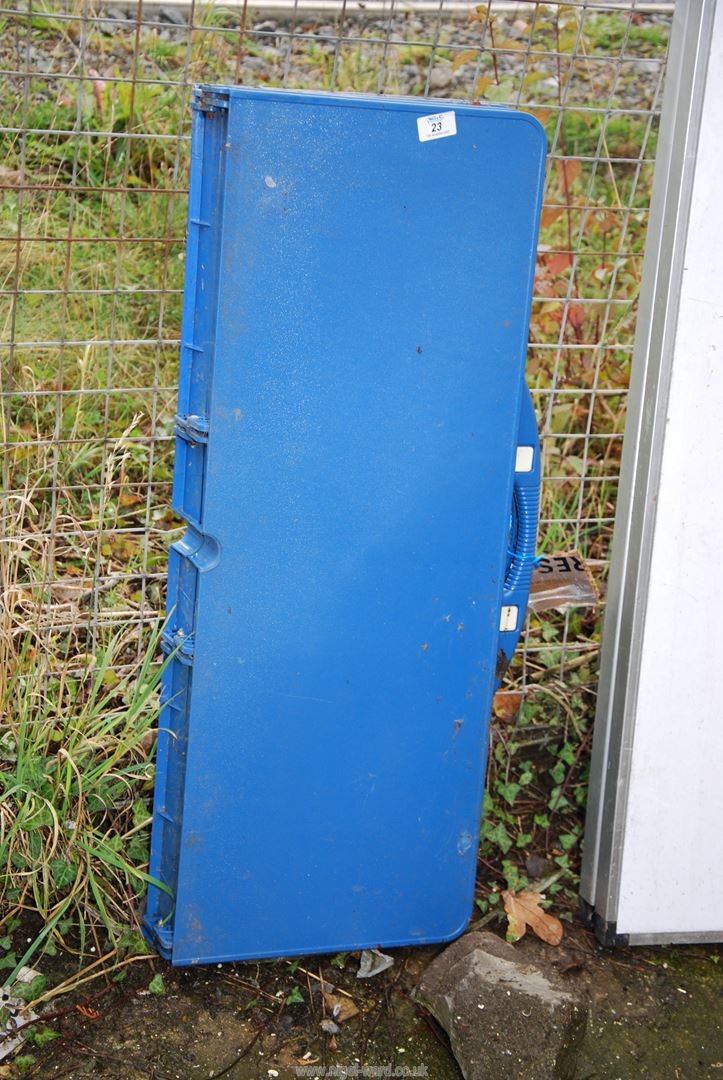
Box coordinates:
[144,87,545,965]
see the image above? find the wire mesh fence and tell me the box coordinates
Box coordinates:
[0,2,669,710]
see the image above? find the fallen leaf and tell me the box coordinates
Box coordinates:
[88,68,106,114]
[538,300,563,322]
[547,251,573,276]
[139,730,156,753]
[278,1049,319,1068]
[502,890,563,946]
[452,49,478,72]
[522,106,551,127]
[322,991,359,1022]
[468,5,488,23]
[556,158,581,192]
[567,304,585,331]
[75,1004,101,1019]
[540,205,565,229]
[474,75,494,97]
[493,690,522,722]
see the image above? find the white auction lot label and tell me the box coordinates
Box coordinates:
[417,111,457,142]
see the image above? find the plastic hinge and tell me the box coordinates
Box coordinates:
[174,413,209,445]
[160,627,195,664]
[145,88,230,963]
[191,88,230,113]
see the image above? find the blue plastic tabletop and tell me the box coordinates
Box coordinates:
[144,86,545,965]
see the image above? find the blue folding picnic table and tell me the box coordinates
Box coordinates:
[144,86,545,965]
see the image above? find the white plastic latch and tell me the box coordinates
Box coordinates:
[515,446,535,473]
[499,605,519,633]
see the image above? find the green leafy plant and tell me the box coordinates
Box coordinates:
[286,985,305,1006]
[0,621,170,977]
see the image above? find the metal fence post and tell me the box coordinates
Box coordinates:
[581,0,722,944]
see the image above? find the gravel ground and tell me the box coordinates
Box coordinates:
[2,5,668,111]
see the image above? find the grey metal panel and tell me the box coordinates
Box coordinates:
[579,0,716,925]
[627,931,723,946]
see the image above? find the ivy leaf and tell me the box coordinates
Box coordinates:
[550,760,566,785]
[127,835,149,863]
[132,800,151,829]
[497,782,521,807]
[482,820,512,854]
[560,742,577,766]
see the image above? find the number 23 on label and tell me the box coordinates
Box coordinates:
[417,111,457,142]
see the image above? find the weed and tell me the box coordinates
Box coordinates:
[0,619,169,978]
[13,1053,36,1073]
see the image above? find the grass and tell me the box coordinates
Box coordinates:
[0,0,668,1004]
[0,590,168,973]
